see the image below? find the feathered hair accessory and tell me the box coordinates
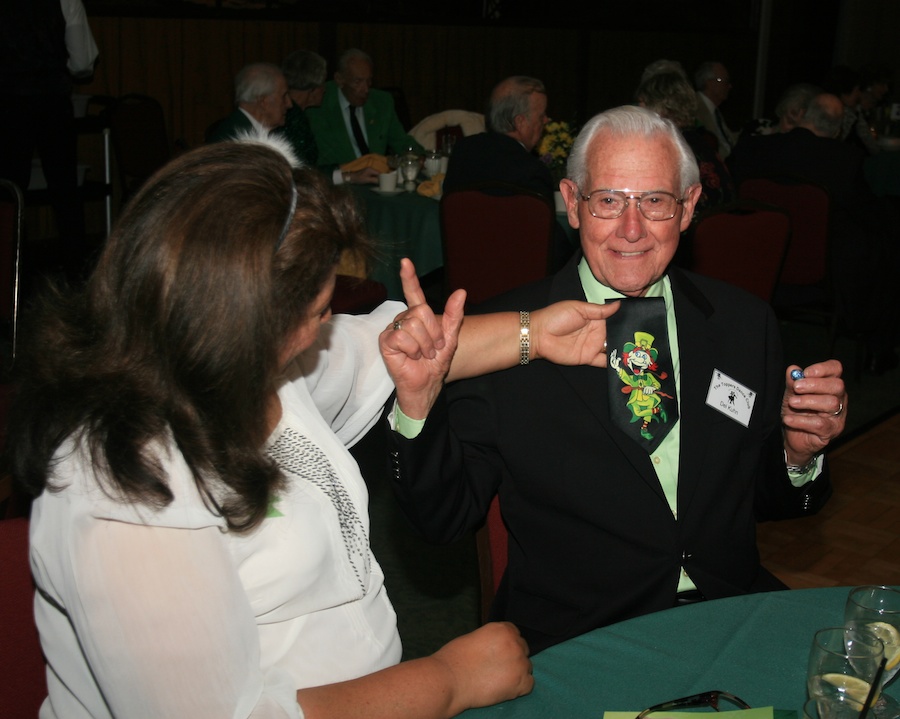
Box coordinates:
[231,128,302,250]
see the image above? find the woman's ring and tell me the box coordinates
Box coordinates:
[392,320,403,331]
[833,401,844,417]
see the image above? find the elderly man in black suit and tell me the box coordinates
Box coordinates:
[382,105,847,654]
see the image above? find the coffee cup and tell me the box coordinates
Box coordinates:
[378,170,398,192]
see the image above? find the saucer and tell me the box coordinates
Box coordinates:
[373,188,403,196]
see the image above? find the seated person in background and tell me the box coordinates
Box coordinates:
[743,82,822,136]
[279,49,378,185]
[306,48,424,183]
[635,70,735,221]
[279,49,326,166]
[443,75,553,198]
[729,92,899,374]
[443,75,575,269]
[821,64,880,155]
[384,105,846,654]
[694,60,738,159]
[207,62,291,141]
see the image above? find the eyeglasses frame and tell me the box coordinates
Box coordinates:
[635,690,752,719]
[578,188,688,222]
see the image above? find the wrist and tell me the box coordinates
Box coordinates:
[784,449,821,474]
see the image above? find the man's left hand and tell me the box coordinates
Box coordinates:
[781,359,847,466]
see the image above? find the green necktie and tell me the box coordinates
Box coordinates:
[606,297,678,453]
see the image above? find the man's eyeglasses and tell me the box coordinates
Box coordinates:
[635,690,751,719]
[579,189,687,222]
[715,77,732,85]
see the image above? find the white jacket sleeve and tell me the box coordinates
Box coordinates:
[59,517,300,718]
[288,300,404,448]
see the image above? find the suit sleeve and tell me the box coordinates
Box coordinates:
[752,303,832,521]
[387,377,500,543]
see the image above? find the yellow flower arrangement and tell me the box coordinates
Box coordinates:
[538,120,576,182]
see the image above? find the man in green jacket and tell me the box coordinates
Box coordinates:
[307,48,423,180]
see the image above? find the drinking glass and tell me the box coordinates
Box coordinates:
[846,586,900,686]
[807,626,897,719]
[399,157,419,191]
[804,695,870,719]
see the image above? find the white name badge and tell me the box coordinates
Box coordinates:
[705,369,756,427]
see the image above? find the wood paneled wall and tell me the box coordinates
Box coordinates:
[75,17,760,151]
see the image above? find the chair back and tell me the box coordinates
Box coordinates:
[105,94,172,201]
[690,200,791,303]
[0,517,47,716]
[440,183,555,306]
[475,496,507,623]
[409,110,485,152]
[738,176,830,287]
[0,179,23,375]
[331,275,388,315]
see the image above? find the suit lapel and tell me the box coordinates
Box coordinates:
[667,268,719,516]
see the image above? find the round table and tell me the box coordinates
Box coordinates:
[460,587,900,718]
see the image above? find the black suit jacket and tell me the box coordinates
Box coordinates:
[443,131,555,199]
[389,255,831,652]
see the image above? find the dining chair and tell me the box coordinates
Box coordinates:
[440,183,555,306]
[104,94,174,204]
[408,110,485,152]
[0,517,47,716]
[475,496,507,624]
[0,179,23,380]
[689,200,791,304]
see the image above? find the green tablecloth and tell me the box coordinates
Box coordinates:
[461,587,900,719]
[352,186,443,300]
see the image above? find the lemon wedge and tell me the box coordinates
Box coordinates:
[821,673,874,705]
[866,622,900,671]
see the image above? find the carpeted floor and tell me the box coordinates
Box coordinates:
[354,315,900,661]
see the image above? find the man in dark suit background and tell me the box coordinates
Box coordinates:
[443,75,573,269]
[207,63,290,142]
[382,106,847,654]
[443,75,553,198]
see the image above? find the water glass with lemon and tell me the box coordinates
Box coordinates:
[845,586,900,687]
[807,626,888,716]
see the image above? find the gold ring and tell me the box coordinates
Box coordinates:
[833,401,844,417]
[392,320,403,331]
[603,339,608,353]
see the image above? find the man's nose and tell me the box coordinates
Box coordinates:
[617,203,647,241]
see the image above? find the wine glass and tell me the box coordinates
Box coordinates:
[807,626,897,719]
[846,586,900,686]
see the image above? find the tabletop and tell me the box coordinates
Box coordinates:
[351,186,443,300]
[460,586,900,719]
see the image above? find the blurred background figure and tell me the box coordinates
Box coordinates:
[694,60,738,159]
[0,0,99,271]
[206,62,291,141]
[279,49,327,166]
[635,70,735,222]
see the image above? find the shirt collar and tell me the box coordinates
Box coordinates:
[577,257,669,304]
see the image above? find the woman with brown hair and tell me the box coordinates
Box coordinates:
[8,133,613,718]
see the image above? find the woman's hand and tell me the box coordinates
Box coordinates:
[379,259,465,419]
[431,622,533,714]
[531,300,619,367]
